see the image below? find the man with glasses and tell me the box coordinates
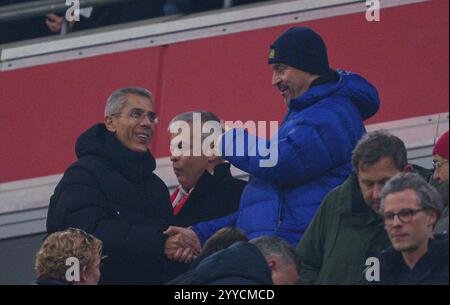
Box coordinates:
[297,130,417,285]
[376,173,448,285]
[431,130,449,233]
[432,130,449,183]
[163,26,380,256]
[46,87,174,284]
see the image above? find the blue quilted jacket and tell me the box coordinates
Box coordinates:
[193,70,380,246]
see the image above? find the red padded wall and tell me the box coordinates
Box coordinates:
[0,48,163,182]
[0,0,448,182]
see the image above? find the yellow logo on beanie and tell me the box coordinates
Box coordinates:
[269,49,276,60]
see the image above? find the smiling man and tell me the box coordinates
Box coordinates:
[377,173,448,285]
[163,111,246,281]
[167,111,245,227]
[46,87,173,284]
[164,27,380,258]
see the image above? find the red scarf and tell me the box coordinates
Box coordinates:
[170,188,192,216]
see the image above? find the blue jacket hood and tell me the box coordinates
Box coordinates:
[289,70,380,120]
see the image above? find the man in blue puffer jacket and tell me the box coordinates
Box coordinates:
[164,26,380,260]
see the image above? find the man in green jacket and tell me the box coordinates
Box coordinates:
[296,130,414,285]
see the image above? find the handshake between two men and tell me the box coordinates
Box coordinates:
[164,226,202,263]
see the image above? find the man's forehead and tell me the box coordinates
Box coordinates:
[358,166,401,183]
[384,189,420,209]
[433,154,448,162]
[358,157,401,177]
[170,131,191,141]
[359,172,399,183]
[123,94,153,108]
[272,63,289,69]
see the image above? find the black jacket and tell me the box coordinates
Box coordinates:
[46,124,173,284]
[164,163,246,282]
[173,163,246,227]
[377,233,449,285]
[167,242,273,285]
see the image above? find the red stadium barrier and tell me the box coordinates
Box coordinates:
[0,0,448,183]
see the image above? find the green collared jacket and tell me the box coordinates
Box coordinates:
[296,171,391,285]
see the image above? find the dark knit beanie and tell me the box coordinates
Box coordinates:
[268,27,330,75]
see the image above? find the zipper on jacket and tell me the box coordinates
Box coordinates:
[275,189,286,232]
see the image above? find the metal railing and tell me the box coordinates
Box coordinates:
[0,0,140,23]
[0,0,236,23]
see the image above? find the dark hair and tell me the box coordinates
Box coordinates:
[200,227,248,258]
[352,130,407,173]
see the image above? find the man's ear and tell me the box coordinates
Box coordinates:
[404,164,414,173]
[426,210,438,227]
[266,258,276,270]
[104,116,116,133]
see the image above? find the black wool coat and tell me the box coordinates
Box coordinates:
[173,163,246,228]
[163,163,246,282]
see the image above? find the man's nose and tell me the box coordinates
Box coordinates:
[392,214,403,227]
[373,184,383,199]
[433,170,441,182]
[140,114,152,127]
[170,154,179,163]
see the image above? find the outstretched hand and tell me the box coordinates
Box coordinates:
[164,226,201,263]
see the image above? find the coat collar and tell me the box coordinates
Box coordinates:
[75,123,157,182]
[189,163,232,198]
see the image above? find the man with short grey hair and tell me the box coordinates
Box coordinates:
[375,173,448,285]
[46,87,174,284]
[163,111,246,281]
[168,236,299,285]
[250,236,300,285]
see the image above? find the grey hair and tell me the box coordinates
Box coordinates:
[250,236,300,272]
[352,130,407,173]
[169,110,221,126]
[168,110,223,140]
[104,87,153,117]
[381,173,444,225]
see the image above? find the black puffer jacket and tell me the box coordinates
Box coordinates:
[47,124,173,284]
[167,242,273,285]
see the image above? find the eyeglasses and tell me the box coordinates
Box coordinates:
[383,208,427,225]
[112,109,159,124]
[432,159,448,170]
